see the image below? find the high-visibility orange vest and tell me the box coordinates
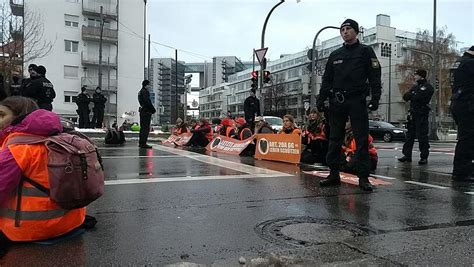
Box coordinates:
[177,127,190,135]
[238,128,252,140]
[225,127,234,137]
[0,133,85,241]
[205,126,214,141]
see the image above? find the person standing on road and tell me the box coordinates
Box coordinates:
[138,80,156,148]
[35,65,56,111]
[398,69,434,165]
[316,18,382,192]
[450,46,474,182]
[91,87,107,128]
[76,86,91,128]
[244,88,261,130]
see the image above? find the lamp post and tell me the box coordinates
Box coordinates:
[143,0,147,80]
[381,42,392,122]
[259,0,285,115]
[310,26,339,107]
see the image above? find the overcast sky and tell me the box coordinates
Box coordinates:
[147,0,473,63]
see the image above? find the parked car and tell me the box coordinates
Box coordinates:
[369,120,407,142]
[263,116,283,132]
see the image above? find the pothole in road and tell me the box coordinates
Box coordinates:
[255,216,375,248]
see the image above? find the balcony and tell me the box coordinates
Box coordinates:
[81,51,117,68]
[82,26,118,43]
[82,0,118,20]
[81,77,117,92]
[10,0,23,17]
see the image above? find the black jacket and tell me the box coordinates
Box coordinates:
[76,92,91,109]
[451,52,474,95]
[21,76,42,101]
[244,96,260,122]
[138,87,156,114]
[37,76,55,106]
[320,40,382,101]
[92,92,107,109]
[403,79,434,114]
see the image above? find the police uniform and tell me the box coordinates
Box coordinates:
[91,91,107,128]
[244,89,261,128]
[37,76,56,111]
[138,83,156,147]
[76,90,91,128]
[450,46,474,181]
[317,19,381,191]
[400,71,434,164]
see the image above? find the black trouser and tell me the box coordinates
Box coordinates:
[189,132,210,147]
[301,139,328,164]
[77,108,90,128]
[451,97,474,178]
[92,107,105,128]
[402,112,430,159]
[139,112,152,145]
[326,95,370,179]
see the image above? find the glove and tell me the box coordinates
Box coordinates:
[316,97,326,112]
[367,99,379,111]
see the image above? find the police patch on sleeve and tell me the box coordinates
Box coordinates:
[420,86,426,91]
[371,58,380,68]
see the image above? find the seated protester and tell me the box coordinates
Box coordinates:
[279,114,301,135]
[212,118,222,135]
[301,109,329,164]
[219,118,235,138]
[0,96,89,251]
[188,118,213,147]
[234,117,252,140]
[105,127,125,145]
[173,118,189,135]
[341,121,378,173]
[254,116,275,134]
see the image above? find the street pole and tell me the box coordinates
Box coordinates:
[310,26,339,108]
[148,34,151,80]
[107,57,110,125]
[175,49,178,122]
[388,46,392,123]
[98,6,104,89]
[260,0,285,115]
[430,0,438,139]
[143,0,147,80]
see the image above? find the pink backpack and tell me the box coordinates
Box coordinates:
[7,131,105,209]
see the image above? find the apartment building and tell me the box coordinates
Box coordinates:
[16,0,144,125]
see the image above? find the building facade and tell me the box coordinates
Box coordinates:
[18,0,143,126]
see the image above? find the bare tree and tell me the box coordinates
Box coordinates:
[262,78,288,117]
[397,26,459,116]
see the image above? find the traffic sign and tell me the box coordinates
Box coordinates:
[254,48,268,66]
[304,101,310,111]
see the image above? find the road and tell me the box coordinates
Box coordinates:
[1,140,473,266]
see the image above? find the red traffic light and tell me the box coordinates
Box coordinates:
[263,70,271,83]
[251,70,259,79]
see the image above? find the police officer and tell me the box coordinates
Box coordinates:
[76,86,91,128]
[316,18,381,192]
[21,64,42,101]
[35,65,56,111]
[91,87,107,128]
[398,69,434,165]
[244,88,261,129]
[450,46,474,182]
[138,80,156,148]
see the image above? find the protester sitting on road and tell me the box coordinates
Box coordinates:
[234,117,252,140]
[254,116,275,134]
[188,118,198,131]
[279,114,301,135]
[188,118,213,147]
[301,109,329,164]
[173,118,189,135]
[341,121,378,173]
[0,96,91,253]
[219,118,235,138]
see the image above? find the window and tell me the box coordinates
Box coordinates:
[65,40,79,52]
[65,14,79,28]
[88,18,110,29]
[64,94,78,103]
[65,0,79,3]
[64,65,79,78]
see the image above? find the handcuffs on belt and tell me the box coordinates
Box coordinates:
[330,89,346,104]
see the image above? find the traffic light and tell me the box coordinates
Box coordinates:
[263,70,271,84]
[251,70,258,89]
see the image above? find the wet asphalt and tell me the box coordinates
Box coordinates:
[1,140,473,266]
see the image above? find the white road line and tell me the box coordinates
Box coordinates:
[405,181,448,189]
[152,144,288,176]
[465,192,474,195]
[370,174,397,180]
[102,155,181,159]
[105,173,289,185]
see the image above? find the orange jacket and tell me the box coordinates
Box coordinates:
[0,132,85,241]
[280,127,301,135]
[345,135,378,160]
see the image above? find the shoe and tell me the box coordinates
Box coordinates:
[452,175,474,182]
[398,156,412,162]
[418,158,428,165]
[358,178,373,192]
[319,172,341,187]
[139,144,152,149]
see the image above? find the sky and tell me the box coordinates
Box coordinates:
[146,0,473,64]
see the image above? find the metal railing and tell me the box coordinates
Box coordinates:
[82,0,118,19]
[82,25,118,43]
[81,77,117,91]
[81,51,117,67]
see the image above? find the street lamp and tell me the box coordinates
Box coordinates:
[381,42,393,122]
[143,0,147,80]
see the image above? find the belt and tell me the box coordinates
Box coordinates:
[330,88,367,103]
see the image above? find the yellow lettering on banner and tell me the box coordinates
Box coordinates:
[270,141,278,147]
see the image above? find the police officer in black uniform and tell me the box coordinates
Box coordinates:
[35,65,56,111]
[138,80,156,148]
[91,87,107,128]
[398,69,434,165]
[21,64,42,101]
[244,88,261,130]
[76,86,91,128]
[450,46,474,182]
[316,18,381,192]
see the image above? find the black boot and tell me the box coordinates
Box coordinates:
[358,177,373,192]
[319,171,341,187]
[398,156,412,162]
[418,158,428,165]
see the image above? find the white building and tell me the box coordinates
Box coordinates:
[19,0,144,125]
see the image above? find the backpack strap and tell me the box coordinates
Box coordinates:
[5,135,48,147]
[14,176,50,227]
